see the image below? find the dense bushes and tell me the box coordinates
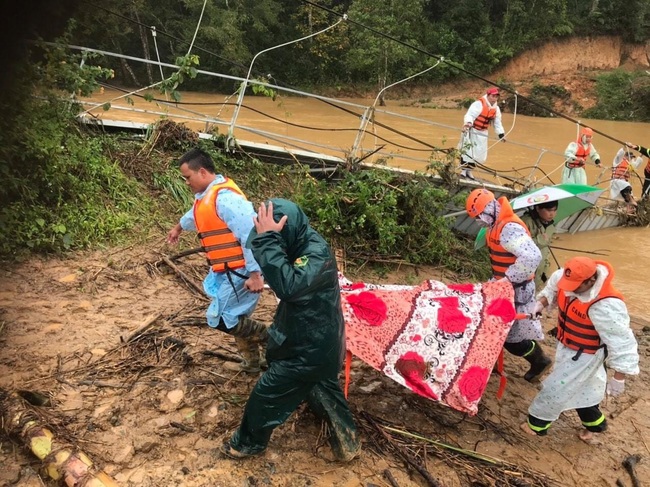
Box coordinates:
[584,70,650,122]
[0,108,157,255]
[0,44,156,256]
[115,139,489,279]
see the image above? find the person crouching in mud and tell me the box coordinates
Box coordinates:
[522,257,639,443]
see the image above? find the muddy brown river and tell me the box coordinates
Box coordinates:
[83,88,649,314]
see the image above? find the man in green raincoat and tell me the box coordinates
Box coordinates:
[221,199,360,462]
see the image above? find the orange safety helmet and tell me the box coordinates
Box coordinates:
[465,188,495,218]
[580,127,593,137]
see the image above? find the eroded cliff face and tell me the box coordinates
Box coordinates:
[495,36,650,79]
[425,36,650,112]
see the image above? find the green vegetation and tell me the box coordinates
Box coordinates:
[164,146,490,280]
[501,82,575,118]
[7,1,650,274]
[583,69,650,121]
[67,0,650,90]
[0,34,486,280]
[0,42,158,256]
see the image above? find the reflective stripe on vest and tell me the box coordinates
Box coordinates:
[556,261,624,354]
[193,179,247,273]
[472,98,497,131]
[612,158,630,181]
[566,139,591,168]
[487,197,533,280]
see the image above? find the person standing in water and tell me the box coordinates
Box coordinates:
[458,87,506,180]
[562,127,601,185]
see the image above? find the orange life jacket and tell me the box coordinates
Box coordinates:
[193,179,247,273]
[472,98,497,131]
[566,139,591,168]
[487,197,533,283]
[556,261,624,354]
[612,157,631,181]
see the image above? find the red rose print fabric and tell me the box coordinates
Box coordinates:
[340,274,516,415]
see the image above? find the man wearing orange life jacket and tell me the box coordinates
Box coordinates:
[610,147,643,208]
[166,148,268,373]
[458,87,505,180]
[522,257,639,443]
[562,127,601,185]
[466,189,551,382]
[625,141,650,199]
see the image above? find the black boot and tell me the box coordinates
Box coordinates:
[523,341,551,382]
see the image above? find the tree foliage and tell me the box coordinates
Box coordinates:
[63,0,650,90]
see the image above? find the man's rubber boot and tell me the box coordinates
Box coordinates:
[224,337,262,374]
[523,341,552,382]
[230,315,269,371]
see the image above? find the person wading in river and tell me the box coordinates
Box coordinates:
[562,127,601,185]
[522,256,639,443]
[466,188,551,382]
[625,141,650,199]
[610,147,643,212]
[458,87,506,180]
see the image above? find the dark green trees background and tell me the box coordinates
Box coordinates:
[67,0,650,91]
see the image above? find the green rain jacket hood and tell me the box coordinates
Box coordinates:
[246,199,345,379]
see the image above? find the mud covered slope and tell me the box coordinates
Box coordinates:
[1,247,650,487]
[427,36,650,113]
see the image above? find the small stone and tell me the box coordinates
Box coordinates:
[181,466,191,475]
[152,415,170,428]
[160,389,184,411]
[167,389,184,404]
[113,444,134,464]
[358,381,382,393]
[207,404,220,418]
[129,468,146,484]
[92,404,111,418]
[58,273,77,283]
[136,441,158,454]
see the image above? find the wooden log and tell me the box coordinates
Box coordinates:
[121,313,163,343]
[384,469,401,487]
[161,255,207,298]
[0,390,118,487]
[168,247,202,261]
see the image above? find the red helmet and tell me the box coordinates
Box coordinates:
[580,127,593,137]
[466,188,495,218]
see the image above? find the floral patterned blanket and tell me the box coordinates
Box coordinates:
[340,275,517,415]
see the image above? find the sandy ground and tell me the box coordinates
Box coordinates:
[1,244,649,487]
